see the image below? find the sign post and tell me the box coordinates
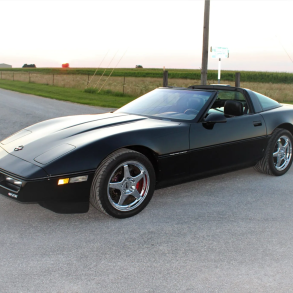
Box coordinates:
[218,58,221,84]
[210,47,229,84]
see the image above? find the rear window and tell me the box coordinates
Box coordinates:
[254,92,280,111]
[217,90,246,101]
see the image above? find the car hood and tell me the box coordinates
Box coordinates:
[1,112,144,158]
[0,112,187,172]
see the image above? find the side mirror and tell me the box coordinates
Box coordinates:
[203,113,227,124]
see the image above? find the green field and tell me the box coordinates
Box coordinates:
[0,79,134,108]
[1,67,293,84]
[1,67,293,107]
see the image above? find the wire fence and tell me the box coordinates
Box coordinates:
[0,71,202,97]
[2,71,291,103]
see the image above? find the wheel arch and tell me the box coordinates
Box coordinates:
[124,145,159,181]
[275,123,293,136]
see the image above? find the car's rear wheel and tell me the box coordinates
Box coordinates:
[255,128,293,176]
[90,148,155,218]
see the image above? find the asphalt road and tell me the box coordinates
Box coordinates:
[1,88,293,293]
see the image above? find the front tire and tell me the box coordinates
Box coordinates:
[90,148,155,218]
[255,128,293,176]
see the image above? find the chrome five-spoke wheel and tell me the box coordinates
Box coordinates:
[108,161,150,211]
[273,135,292,171]
[90,148,155,218]
[255,128,293,176]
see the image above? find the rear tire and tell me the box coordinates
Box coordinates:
[255,128,293,176]
[90,148,155,218]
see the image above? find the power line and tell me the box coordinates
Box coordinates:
[276,35,293,63]
[93,49,119,89]
[86,49,110,88]
[98,49,128,93]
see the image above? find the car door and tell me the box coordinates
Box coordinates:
[189,90,267,175]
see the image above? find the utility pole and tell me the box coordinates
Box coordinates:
[235,72,241,87]
[201,0,210,85]
[163,70,168,87]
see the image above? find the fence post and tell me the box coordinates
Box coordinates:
[123,76,125,95]
[163,70,168,87]
[13,72,14,81]
[0,71,2,79]
[235,72,240,87]
[53,74,54,86]
[29,72,30,83]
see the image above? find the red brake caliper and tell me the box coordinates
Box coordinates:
[136,176,147,196]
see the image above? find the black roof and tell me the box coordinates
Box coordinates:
[188,85,240,91]
[159,85,244,92]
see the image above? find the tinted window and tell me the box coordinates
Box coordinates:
[253,92,280,110]
[217,90,246,101]
[116,89,214,120]
[208,90,249,114]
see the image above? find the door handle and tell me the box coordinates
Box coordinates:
[253,121,262,127]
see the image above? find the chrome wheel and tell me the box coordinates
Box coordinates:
[273,135,292,171]
[107,160,150,212]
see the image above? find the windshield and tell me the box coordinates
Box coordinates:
[116,89,214,120]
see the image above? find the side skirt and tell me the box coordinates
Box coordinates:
[155,160,257,189]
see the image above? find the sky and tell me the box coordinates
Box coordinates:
[1,0,293,72]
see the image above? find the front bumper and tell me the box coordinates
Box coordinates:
[0,169,94,203]
[0,148,94,211]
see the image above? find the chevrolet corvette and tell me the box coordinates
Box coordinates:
[0,85,292,218]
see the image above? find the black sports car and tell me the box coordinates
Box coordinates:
[0,85,292,218]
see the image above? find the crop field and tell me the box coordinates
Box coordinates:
[1,67,293,84]
[1,70,293,103]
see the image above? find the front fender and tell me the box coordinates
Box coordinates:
[42,120,190,176]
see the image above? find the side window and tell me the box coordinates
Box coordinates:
[208,90,249,115]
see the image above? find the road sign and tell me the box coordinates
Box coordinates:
[210,47,229,84]
[210,47,229,59]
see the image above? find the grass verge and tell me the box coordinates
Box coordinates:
[0,80,135,108]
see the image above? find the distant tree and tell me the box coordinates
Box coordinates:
[23,64,36,68]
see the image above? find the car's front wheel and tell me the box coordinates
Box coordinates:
[255,128,293,176]
[90,148,155,218]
